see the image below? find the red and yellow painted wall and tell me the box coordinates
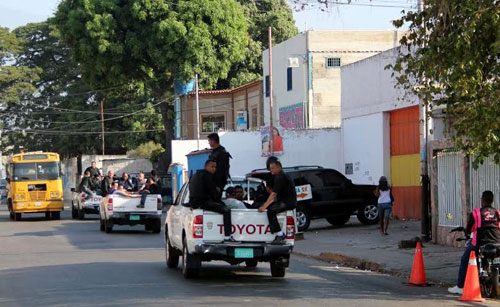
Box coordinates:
[390,106,422,219]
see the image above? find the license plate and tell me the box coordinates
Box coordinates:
[129,215,140,221]
[35,202,42,207]
[234,248,254,259]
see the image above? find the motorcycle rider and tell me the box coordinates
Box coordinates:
[448,190,500,294]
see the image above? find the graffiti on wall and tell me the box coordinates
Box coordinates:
[279,103,304,129]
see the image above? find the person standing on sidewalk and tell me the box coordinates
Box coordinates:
[448,191,500,295]
[208,133,232,195]
[374,176,393,235]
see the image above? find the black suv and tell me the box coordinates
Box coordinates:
[247,166,379,231]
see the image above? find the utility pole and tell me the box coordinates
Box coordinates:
[195,74,200,150]
[100,100,105,155]
[268,27,274,156]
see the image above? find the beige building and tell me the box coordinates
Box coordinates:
[262,30,405,129]
[179,80,263,139]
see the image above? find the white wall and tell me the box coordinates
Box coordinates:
[171,140,210,169]
[262,33,308,128]
[171,129,342,178]
[342,113,391,185]
[341,47,418,120]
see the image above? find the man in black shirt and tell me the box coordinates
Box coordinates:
[448,191,500,295]
[190,160,234,241]
[207,133,232,194]
[258,160,297,243]
[84,161,100,178]
[78,170,94,199]
[101,170,115,197]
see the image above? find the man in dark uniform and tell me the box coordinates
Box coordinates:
[207,133,231,194]
[84,161,100,178]
[101,170,115,197]
[258,160,297,243]
[448,190,500,295]
[190,160,234,241]
[78,170,94,199]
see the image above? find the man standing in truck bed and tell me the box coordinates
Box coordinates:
[208,133,232,195]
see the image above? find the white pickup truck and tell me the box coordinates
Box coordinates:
[71,188,102,220]
[164,182,296,279]
[99,193,162,234]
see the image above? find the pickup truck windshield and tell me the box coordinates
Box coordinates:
[12,162,61,181]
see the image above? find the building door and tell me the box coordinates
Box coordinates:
[390,106,421,219]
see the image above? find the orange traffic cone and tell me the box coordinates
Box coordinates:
[408,241,427,286]
[459,251,485,302]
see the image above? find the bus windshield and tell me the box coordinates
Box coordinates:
[12,162,61,181]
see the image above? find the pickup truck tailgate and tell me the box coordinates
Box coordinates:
[202,209,290,242]
[110,194,160,212]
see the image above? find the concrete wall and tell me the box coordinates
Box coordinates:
[172,129,342,178]
[342,112,391,185]
[102,158,153,176]
[263,30,405,129]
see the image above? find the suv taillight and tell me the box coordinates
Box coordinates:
[192,215,203,238]
[157,197,162,210]
[107,198,113,211]
[286,216,295,239]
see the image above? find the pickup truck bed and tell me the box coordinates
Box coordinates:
[99,193,162,234]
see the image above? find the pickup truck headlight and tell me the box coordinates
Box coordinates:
[14,193,25,200]
[50,192,60,198]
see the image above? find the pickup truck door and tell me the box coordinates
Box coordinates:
[170,184,188,248]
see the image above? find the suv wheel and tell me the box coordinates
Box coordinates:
[357,203,379,225]
[326,215,350,227]
[296,205,311,232]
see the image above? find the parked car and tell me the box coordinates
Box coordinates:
[165,181,295,279]
[247,166,379,231]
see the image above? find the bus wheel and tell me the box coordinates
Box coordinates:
[51,211,60,220]
[14,213,22,221]
[45,212,51,220]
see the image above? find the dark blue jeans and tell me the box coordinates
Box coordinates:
[457,241,479,288]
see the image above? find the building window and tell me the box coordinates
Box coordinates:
[251,107,258,128]
[265,75,270,97]
[201,114,225,133]
[326,57,341,68]
[287,67,292,91]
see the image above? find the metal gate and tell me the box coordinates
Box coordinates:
[437,151,463,227]
[470,156,500,209]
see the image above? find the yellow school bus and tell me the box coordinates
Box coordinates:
[7,152,64,221]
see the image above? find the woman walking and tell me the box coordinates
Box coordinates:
[374,176,393,235]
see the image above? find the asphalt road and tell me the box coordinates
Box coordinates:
[0,205,496,307]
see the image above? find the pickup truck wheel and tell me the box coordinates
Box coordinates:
[245,260,258,268]
[326,215,351,227]
[105,219,113,233]
[165,235,179,269]
[357,203,379,225]
[14,213,22,221]
[152,220,161,234]
[145,223,153,231]
[71,202,78,219]
[51,211,60,220]
[77,208,85,220]
[182,238,200,279]
[100,219,105,232]
[270,260,286,277]
[296,205,311,232]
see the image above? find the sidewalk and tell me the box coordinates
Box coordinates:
[293,217,463,286]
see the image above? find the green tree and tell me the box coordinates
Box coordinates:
[127,141,165,163]
[0,27,40,106]
[3,21,164,157]
[53,0,248,163]
[220,0,298,88]
[391,0,500,165]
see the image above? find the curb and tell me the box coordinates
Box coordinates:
[292,250,454,288]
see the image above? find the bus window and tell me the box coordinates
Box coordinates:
[13,162,60,181]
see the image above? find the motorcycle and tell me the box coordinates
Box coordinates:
[450,226,500,298]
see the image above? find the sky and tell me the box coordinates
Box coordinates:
[0,0,414,31]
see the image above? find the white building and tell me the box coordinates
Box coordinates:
[262,30,405,130]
